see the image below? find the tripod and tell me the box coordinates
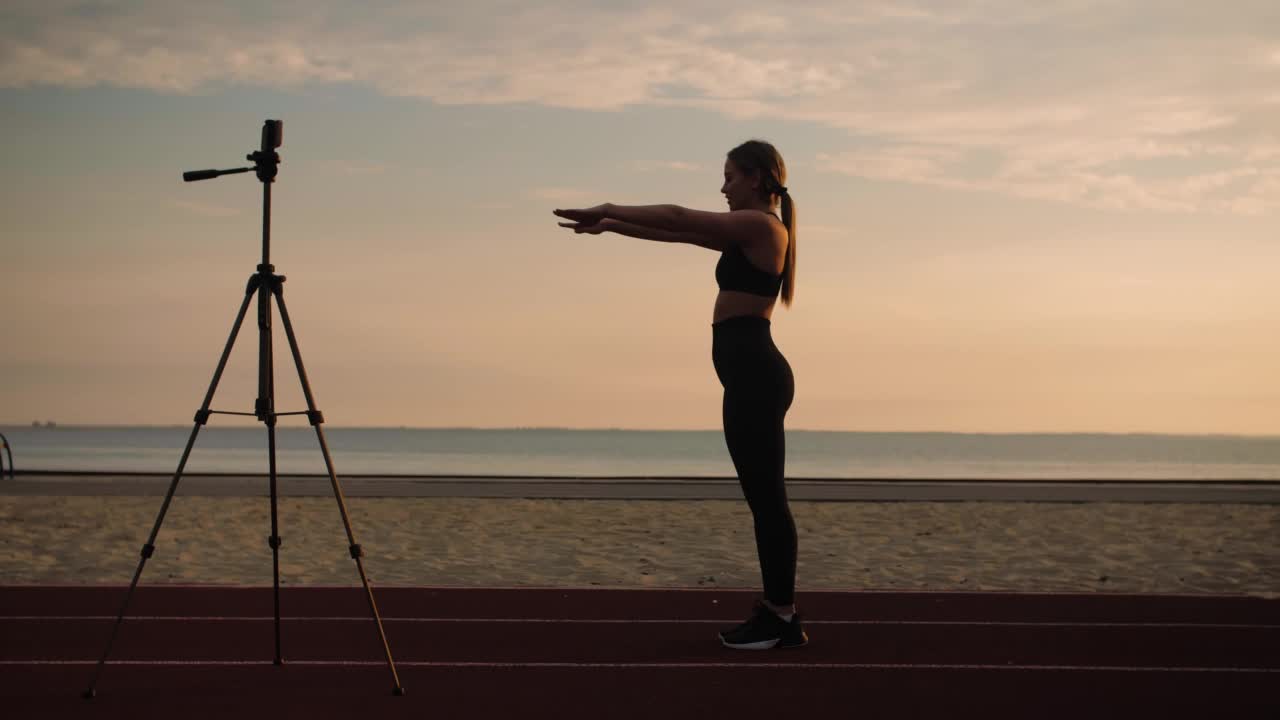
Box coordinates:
[85,120,404,697]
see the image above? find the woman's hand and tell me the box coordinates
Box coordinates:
[557,217,614,234]
[553,204,611,225]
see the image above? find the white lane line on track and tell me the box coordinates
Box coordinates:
[2,616,1276,629]
[1,659,1277,673]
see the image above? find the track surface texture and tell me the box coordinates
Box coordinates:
[2,585,1277,718]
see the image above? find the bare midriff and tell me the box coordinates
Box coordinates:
[713,290,775,324]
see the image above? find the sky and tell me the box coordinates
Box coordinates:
[2,0,1278,433]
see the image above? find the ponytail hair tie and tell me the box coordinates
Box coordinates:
[776,185,788,195]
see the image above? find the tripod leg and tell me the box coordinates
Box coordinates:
[85,283,258,699]
[272,285,405,696]
[255,267,286,666]
[267,416,284,666]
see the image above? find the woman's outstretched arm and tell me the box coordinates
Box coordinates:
[562,217,723,250]
[554,204,774,250]
[601,204,682,230]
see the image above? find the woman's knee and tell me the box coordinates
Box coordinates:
[747,495,796,528]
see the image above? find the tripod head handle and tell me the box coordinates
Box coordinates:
[183,169,221,182]
[183,167,252,182]
[180,120,283,183]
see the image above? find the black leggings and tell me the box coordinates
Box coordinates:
[712,315,797,606]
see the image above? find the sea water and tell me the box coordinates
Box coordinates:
[3,426,1278,480]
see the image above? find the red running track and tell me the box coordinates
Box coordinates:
[2,584,1277,719]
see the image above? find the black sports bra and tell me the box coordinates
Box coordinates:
[715,213,784,298]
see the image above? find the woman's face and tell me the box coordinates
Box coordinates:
[721,158,759,211]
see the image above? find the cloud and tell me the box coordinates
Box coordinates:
[3,0,1277,214]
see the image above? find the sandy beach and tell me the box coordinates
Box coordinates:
[1,495,1276,597]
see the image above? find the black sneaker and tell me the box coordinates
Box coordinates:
[719,600,809,650]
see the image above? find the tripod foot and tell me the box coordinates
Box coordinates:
[393,686,407,696]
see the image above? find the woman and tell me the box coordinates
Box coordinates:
[554,139,805,650]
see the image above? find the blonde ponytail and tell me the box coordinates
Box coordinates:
[779,190,796,307]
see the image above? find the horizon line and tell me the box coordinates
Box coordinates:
[2,423,1278,439]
